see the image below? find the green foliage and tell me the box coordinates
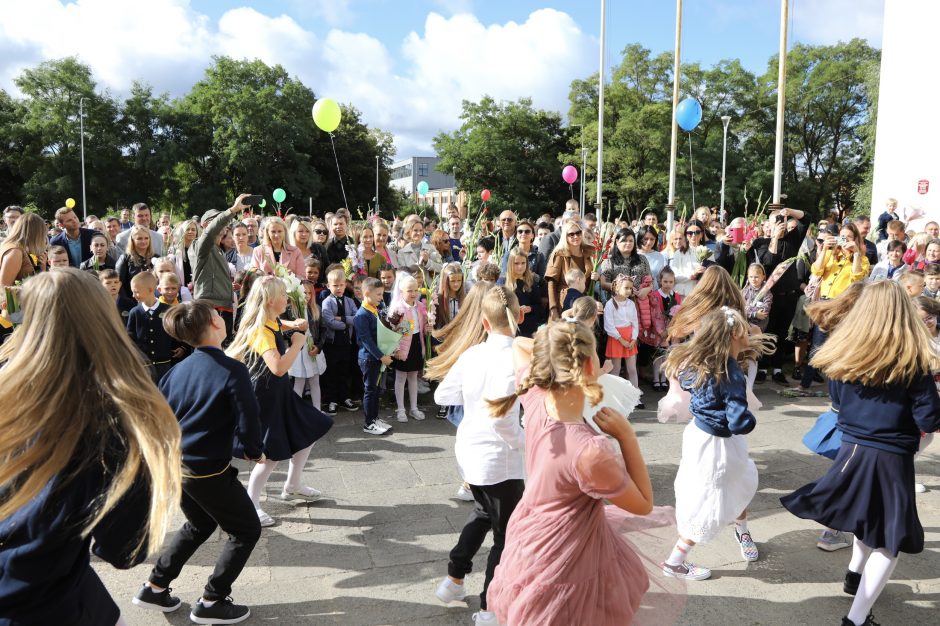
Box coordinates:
[3,57,399,219]
[433,96,571,219]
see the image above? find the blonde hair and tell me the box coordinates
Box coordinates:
[669,266,746,340]
[288,219,313,251]
[811,280,937,386]
[483,284,520,336]
[226,275,287,375]
[172,219,201,254]
[553,220,590,257]
[487,320,602,417]
[131,271,157,290]
[0,268,181,557]
[805,281,864,332]
[611,275,634,308]
[125,224,154,263]
[563,295,599,326]
[664,307,774,388]
[261,217,292,250]
[436,263,466,327]
[564,267,585,285]
[426,281,495,380]
[506,249,534,291]
[0,212,48,259]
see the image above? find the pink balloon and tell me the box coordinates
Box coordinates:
[481,189,491,202]
[562,165,578,184]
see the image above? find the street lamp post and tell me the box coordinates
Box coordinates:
[375,155,379,216]
[720,115,731,224]
[79,97,87,221]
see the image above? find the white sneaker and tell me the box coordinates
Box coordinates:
[409,408,426,421]
[472,611,500,625]
[417,380,431,394]
[376,418,393,430]
[280,485,322,501]
[396,409,408,422]
[363,422,389,435]
[434,577,466,603]
[456,484,474,501]
[915,483,928,493]
[256,509,275,527]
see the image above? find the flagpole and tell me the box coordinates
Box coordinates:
[595,0,606,214]
[769,0,789,212]
[665,0,682,236]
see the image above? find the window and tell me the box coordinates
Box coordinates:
[391,164,412,180]
[418,162,429,177]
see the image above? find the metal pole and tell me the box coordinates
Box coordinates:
[375,155,380,215]
[79,97,87,221]
[771,0,789,206]
[720,115,731,222]
[580,146,587,214]
[595,0,606,210]
[666,0,682,235]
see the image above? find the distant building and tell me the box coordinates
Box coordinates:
[390,156,458,216]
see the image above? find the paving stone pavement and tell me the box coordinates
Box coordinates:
[95,385,940,625]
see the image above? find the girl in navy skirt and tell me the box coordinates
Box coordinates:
[227,276,333,527]
[781,280,940,626]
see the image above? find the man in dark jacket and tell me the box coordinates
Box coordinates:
[50,207,97,267]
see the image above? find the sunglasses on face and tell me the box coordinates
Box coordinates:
[313,229,328,235]
[685,229,702,235]
[567,231,583,238]
[516,228,533,235]
[500,218,516,223]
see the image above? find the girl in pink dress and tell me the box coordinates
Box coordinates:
[485,319,680,626]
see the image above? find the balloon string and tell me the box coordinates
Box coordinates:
[688,132,696,209]
[569,183,574,199]
[329,133,349,209]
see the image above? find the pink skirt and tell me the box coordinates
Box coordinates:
[606,326,638,358]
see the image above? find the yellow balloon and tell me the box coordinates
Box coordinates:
[65,198,76,209]
[312,98,342,133]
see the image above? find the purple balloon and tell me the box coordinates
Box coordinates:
[562,165,578,184]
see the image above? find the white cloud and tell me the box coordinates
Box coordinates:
[0,1,595,157]
[792,0,884,47]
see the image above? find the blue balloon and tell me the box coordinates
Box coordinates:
[416,181,429,196]
[676,97,703,132]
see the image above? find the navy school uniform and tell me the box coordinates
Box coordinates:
[320,292,359,406]
[126,301,184,383]
[0,438,151,625]
[116,294,136,323]
[562,287,583,311]
[782,373,940,555]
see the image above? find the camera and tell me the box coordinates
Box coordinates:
[835,235,847,247]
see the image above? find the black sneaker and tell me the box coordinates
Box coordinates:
[772,371,789,385]
[190,597,250,624]
[323,402,337,416]
[132,584,181,613]
[437,406,448,419]
[841,612,880,626]
[636,402,646,410]
[813,372,825,384]
[843,570,861,596]
[791,367,803,381]
[755,370,767,383]
[342,398,358,411]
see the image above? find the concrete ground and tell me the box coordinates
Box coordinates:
[95,384,940,625]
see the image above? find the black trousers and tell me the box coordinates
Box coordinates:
[149,466,261,601]
[322,340,354,405]
[447,479,525,610]
[763,290,800,370]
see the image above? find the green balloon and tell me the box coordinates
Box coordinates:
[312,98,342,133]
[417,181,429,196]
[272,188,286,203]
[259,198,266,208]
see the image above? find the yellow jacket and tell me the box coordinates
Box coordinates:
[812,250,869,299]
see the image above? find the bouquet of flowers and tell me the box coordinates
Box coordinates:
[693,245,713,264]
[346,244,365,276]
[340,257,354,279]
[271,262,305,319]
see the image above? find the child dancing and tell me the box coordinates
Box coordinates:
[662,307,774,581]
[782,281,940,626]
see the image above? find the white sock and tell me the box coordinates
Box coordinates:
[477,610,496,620]
[200,598,217,607]
[848,535,873,574]
[847,548,897,625]
[773,368,782,374]
[735,519,749,536]
[666,538,693,566]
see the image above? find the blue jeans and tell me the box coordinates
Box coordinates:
[359,357,382,426]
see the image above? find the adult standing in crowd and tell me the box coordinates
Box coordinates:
[250,217,306,277]
[2,205,23,237]
[496,210,517,273]
[326,213,352,264]
[227,223,255,272]
[664,227,698,297]
[512,219,545,276]
[115,203,165,256]
[636,225,665,289]
[751,207,808,384]
[0,213,46,288]
[538,200,580,262]
[599,228,652,299]
[397,217,443,274]
[853,215,879,268]
[50,207,97,268]
[242,216,260,248]
[544,220,596,320]
[192,194,251,339]
[373,220,400,269]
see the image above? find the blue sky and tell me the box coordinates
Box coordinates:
[0,0,884,155]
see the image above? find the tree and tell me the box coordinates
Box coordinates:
[433,96,571,218]
[0,90,26,205]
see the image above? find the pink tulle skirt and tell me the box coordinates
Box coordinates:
[657,377,762,424]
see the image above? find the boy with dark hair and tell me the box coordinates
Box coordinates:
[99,268,135,321]
[126,272,185,382]
[132,300,265,624]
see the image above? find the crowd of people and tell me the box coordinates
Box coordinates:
[0,193,938,626]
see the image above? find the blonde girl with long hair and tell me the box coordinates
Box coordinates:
[116,224,155,298]
[505,248,546,338]
[0,212,46,288]
[484,320,671,626]
[226,276,333,527]
[387,272,429,422]
[662,307,774,582]
[172,219,201,288]
[782,281,940,626]
[434,262,466,330]
[432,286,524,621]
[0,268,181,625]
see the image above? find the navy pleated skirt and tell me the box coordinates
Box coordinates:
[781,441,923,556]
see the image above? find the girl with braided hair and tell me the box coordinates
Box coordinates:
[432,285,525,625]
[485,319,680,626]
[662,307,774,581]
